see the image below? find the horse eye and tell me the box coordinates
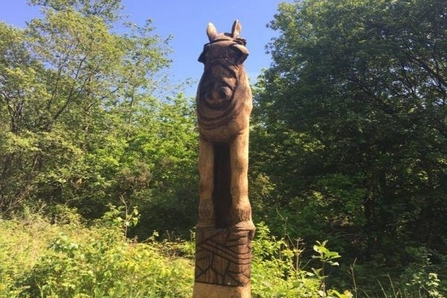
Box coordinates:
[230,46,241,55]
[229,45,248,64]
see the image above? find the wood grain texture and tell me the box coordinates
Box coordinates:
[193,20,255,297]
[195,227,254,287]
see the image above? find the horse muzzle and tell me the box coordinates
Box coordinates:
[203,81,234,107]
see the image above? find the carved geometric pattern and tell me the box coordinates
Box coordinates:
[195,227,254,287]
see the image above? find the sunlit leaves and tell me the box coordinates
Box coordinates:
[0,0,179,219]
[252,0,447,291]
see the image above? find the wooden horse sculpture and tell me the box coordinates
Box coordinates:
[193,20,255,298]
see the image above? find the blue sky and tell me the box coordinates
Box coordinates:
[0,1,288,95]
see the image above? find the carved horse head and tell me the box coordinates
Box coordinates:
[196,20,251,137]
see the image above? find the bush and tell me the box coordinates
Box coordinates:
[0,209,63,297]
[0,208,350,298]
[251,223,351,298]
[1,206,193,298]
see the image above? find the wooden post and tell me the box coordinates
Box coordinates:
[193,228,254,297]
[193,20,254,298]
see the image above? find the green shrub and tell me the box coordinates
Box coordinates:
[1,206,194,298]
[0,210,63,297]
[251,223,351,298]
[18,233,193,297]
[0,210,350,298]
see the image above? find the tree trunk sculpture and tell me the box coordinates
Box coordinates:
[193,20,255,298]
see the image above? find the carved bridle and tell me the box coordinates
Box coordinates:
[198,37,248,71]
[196,23,250,131]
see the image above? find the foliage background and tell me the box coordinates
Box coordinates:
[1,0,446,297]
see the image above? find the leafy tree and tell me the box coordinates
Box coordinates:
[0,0,200,237]
[252,0,447,291]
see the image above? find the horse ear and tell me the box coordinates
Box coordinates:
[231,20,242,38]
[206,23,218,41]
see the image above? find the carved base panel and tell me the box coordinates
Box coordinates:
[193,282,251,298]
[194,226,254,295]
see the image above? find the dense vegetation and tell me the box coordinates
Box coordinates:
[1,206,349,297]
[252,0,447,296]
[0,0,198,240]
[1,0,446,297]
